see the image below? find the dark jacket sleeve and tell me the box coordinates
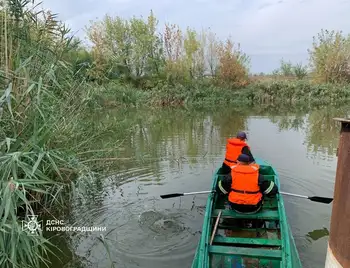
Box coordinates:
[258,174,279,197]
[217,174,231,195]
[241,146,255,162]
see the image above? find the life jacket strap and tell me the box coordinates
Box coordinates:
[225,158,237,163]
[231,188,260,194]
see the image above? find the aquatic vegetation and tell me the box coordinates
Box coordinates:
[0,1,105,267]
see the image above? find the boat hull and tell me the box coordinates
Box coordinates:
[191,158,302,268]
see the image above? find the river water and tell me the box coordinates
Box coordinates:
[46,105,348,268]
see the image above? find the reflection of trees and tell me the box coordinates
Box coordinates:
[265,105,349,156]
[85,104,349,178]
[86,107,247,174]
[249,104,309,132]
[269,115,305,132]
[305,106,349,155]
[211,109,248,139]
[130,107,247,166]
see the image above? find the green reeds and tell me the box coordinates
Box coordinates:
[0,1,100,267]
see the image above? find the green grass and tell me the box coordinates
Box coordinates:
[88,79,350,110]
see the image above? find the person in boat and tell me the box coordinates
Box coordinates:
[217,154,278,214]
[221,131,254,174]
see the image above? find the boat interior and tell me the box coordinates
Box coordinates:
[209,164,286,268]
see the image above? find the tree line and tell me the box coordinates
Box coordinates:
[81,12,350,87]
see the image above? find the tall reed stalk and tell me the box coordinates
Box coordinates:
[0,1,102,267]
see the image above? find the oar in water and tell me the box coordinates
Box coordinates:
[160,190,333,204]
[279,191,333,204]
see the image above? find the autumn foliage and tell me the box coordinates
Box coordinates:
[308,29,350,83]
[85,10,250,89]
[215,39,250,88]
[84,11,350,88]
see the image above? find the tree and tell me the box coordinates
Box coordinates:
[205,30,219,76]
[86,10,164,84]
[308,29,350,83]
[215,38,250,88]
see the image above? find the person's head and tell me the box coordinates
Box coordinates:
[237,154,250,165]
[236,131,247,140]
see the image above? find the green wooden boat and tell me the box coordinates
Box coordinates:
[191,158,302,267]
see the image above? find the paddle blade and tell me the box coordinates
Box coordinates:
[309,196,333,204]
[160,193,184,199]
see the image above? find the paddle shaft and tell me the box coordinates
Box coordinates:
[279,191,308,199]
[161,190,332,203]
[160,190,214,199]
[173,191,318,199]
[279,191,333,204]
[182,191,325,200]
[183,190,213,196]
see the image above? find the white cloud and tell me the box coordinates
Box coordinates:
[40,0,350,72]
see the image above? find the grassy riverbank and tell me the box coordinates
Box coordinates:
[92,80,350,109]
[1,0,350,267]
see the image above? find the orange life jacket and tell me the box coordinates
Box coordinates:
[228,163,262,205]
[223,138,249,166]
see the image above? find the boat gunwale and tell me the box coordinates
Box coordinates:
[196,169,219,267]
[268,161,302,267]
[268,160,291,267]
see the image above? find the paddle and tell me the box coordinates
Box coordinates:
[160,190,214,199]
[279,191,333,204]
[160,190,333,204]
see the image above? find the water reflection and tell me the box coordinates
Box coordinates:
[45,104,347,268]
[89,105,349,162]
[268,115,306,132]
[306,107,349,155]
[306,227,329,242]
[265,105,349,156]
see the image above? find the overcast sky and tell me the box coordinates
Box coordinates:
[41,0,350,73]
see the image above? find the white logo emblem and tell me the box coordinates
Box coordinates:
[22,215,42,235]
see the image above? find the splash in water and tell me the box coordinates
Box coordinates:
[138,210,185,235]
